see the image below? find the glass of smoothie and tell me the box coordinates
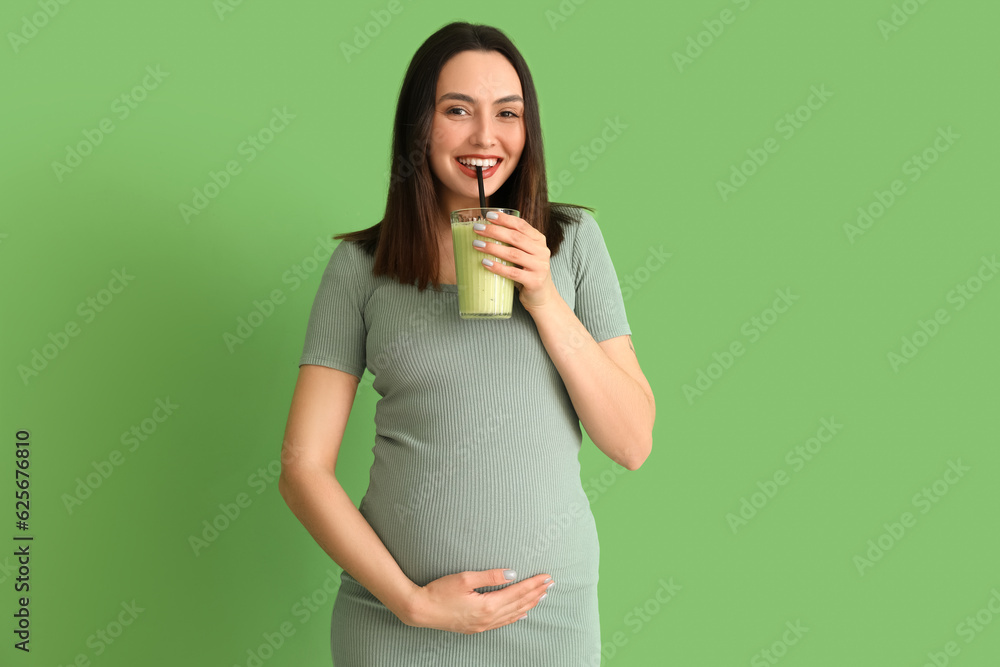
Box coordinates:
[450,207,519,319]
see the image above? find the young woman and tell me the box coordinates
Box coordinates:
[279,21,655,666]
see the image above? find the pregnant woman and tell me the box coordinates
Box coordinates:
[278,21,655,666]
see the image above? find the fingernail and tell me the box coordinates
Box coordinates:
[539,593,547,602]
[543,577,552,584]
[473,239,487,248]
[482,258,494,267]
[486,211,499,220]
[546,582,554,590]
[517,613,528,621]
[473,223,487,231]
[503,569,516,580]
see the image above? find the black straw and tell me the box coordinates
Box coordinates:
[476,166,486,208]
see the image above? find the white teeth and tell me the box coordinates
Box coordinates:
[457,157,498,167]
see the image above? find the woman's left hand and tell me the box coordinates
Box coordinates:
[473,210,560,312]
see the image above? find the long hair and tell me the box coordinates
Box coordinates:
[336,21,592,290]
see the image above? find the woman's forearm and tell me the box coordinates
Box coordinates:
[525,294,654,469]
[278,466,421,622]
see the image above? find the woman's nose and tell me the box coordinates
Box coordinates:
[470,113,495,148]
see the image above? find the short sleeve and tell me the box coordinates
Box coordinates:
[571,210,632,342]
[298,240,369,378]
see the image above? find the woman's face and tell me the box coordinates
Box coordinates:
[428,50,525,218]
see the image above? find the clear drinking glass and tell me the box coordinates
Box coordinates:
[450,207,519,319]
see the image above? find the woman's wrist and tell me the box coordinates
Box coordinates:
[389,581,426,627]
[520,281,564,316]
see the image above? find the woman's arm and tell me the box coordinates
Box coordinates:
[279,364,552,632]
[279,364,421,619]
[473,211,655,469]
[524,304,654,470]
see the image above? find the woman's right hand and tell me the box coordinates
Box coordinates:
[400,569,553,634]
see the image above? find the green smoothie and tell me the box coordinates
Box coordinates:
[451,220,514,319]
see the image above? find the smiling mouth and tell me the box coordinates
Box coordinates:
[455,158,502,178]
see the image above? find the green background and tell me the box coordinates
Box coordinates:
[2,0,998,665]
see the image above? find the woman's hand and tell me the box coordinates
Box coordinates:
[400,568,553,634]
[472,210,559,311]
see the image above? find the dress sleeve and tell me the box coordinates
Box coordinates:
[571,210,632,343]
[297,240,368,378]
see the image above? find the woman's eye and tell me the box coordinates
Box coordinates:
[445,108,520,118]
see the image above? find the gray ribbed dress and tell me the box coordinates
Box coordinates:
[298,207,631,666]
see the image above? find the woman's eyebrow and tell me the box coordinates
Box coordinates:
[437,93,524,105]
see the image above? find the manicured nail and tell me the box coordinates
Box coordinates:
[546,582,554,590]
[543,577,552,584]
[473,239,487,248]
[486,211,499,220]
[503,569,516,580]
[482,258,494,267]
[473,223,487,231]
[517,613,528,621]
[539,593,548,602]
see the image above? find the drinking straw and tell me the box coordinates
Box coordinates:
[476,166,486,208]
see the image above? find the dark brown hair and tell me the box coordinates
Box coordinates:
[336,21,593,290]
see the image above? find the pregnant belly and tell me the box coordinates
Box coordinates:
[358,443,599,587]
